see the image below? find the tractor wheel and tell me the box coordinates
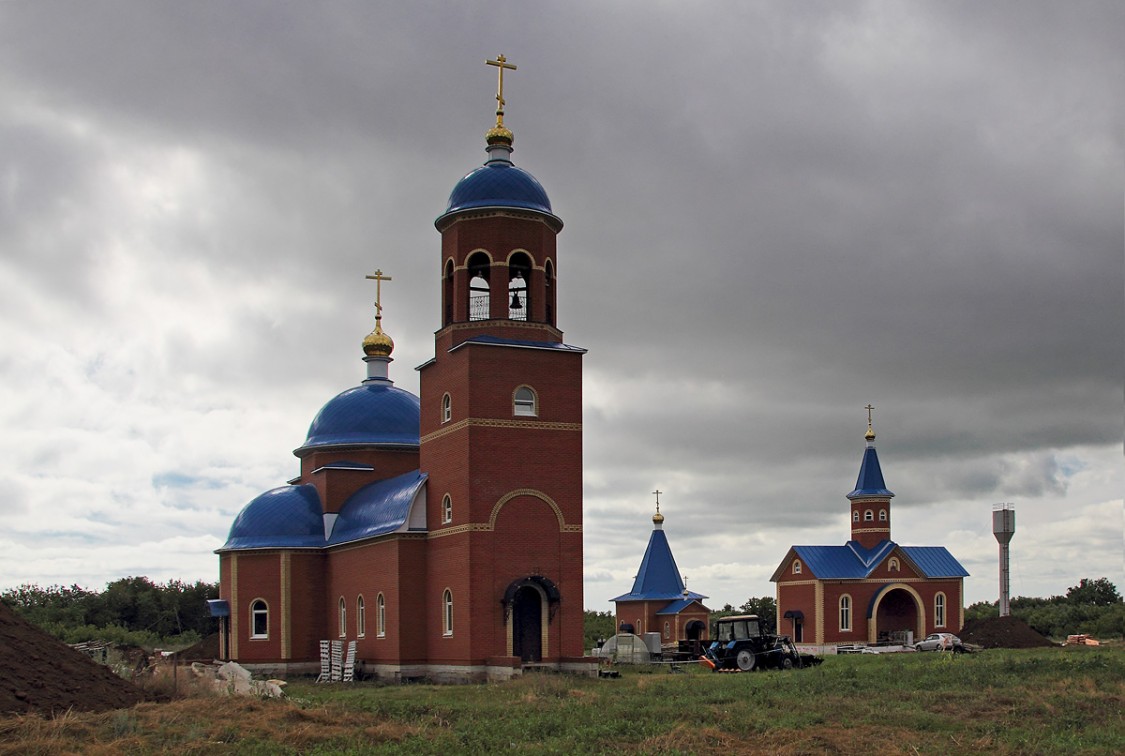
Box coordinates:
[736,649,756,672]
[781,656,794,670]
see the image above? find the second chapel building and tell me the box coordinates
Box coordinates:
[771,417,969,649]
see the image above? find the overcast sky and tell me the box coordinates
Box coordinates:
[1,1,1121,614]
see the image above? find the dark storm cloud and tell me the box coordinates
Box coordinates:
[0,1,1119,604]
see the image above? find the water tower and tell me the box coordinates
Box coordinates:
[992,504,1016,616]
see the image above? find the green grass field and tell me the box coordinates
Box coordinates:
[2,646,1122,754]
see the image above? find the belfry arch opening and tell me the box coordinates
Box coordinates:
[544,260,555,326]
[508,252,531,321]
[443,258,455,326]
[467,251,491,321]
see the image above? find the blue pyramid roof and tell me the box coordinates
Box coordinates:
[847,445,895,499]
[612,528,706,602]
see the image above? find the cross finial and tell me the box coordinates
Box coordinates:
[652,489,662,512]
[864,404,876,442]
[865,404,874,427]
[486,54,517,127]
[365,269,393,321]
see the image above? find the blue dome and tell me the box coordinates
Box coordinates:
[298,382,420,454]
[440,161,556,220]
[221,485,324,550]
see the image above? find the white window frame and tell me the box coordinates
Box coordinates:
[338,597,347,638]
[250,599,269,639]
[864,510,874,522]
[442,589,454,636]
[879,509,888,522]
[852,510,859,523]
[357,595,366,638]
[792,559,802,575]
[442,494,453,524]
[935,592,947,628]
[839,594,852,632]
[513,386,537,417]
[377,593,386,638]
[441,393,452,423]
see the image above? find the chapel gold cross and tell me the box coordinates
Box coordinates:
[652,489,662,512]
[865,404,875,427]
[487,54,517,125]
[365,269,393,316]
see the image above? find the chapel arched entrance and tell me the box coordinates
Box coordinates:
[868,585,924,644]
[512,586,542,662]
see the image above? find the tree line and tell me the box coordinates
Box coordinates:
[965,577,1123,640]
[1,577,219,648]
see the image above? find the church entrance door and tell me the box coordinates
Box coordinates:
[874,587,921,644]
[512,586,542,662]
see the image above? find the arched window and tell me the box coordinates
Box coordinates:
[635,618,643,634]
[442,590,454,636]
[544,260,555,326]
[443,258,455,326]
[513,386,537,417]
[356,595,366,638]
[441,393,452,423]
[792,559,802,575]
[879,509,888,522]
[467,252,491,321]
[250,599,268,639]
[338,597,347,638]
[442,494,453,524]
[935,592,947,628]
[508,252,532,321]
[888,557,900,573]
[465,252,492,319]
[852,510,859,523]
[864,510,874,522]
[376,593,386,638]
[664,622,670,639]
[839,595,852,632]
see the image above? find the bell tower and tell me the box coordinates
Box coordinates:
[418,56,586,674]
[847,406,894,549]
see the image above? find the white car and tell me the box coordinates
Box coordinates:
[914,632,963,652]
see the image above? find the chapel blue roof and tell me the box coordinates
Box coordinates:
[328,471,427,546]
[611,528,707,603]
[450,334,588,354]
[847,445,895,499]
[656,598,705,615]
[220,485,325,550]
[297,381,420,454]
[440,160,556,221]
[217,472,428,552]
[780,541,968,581]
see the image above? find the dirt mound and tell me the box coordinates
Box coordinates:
[0,601,145,716]
[959,615,1056,649]
[178,632,220,661]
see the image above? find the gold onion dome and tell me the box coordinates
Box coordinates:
[486,125,513,145]
[652,510,665,526]
[865,426,876,442]
[362,323,394,357]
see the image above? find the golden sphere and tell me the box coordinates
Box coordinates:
[363,325,394,357]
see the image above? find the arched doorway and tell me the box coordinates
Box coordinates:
[512,586,542,662]
[685,620,706,641]
[869,585,924,644]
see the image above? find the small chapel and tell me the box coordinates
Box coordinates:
[771,411,969,649]
[211,56,595,680]
[611,497,711,646]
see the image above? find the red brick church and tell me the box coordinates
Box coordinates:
[771,413,968,649]
[212,57,594,680]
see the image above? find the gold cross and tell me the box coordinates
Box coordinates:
[365,269,393,317]
[865,404,875,429]
[486,54,517,125]
[652,489,662,512]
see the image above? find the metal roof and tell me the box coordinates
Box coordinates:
[450,334,587,354]
[655,598,707,615]
[296,381,420,455]
[780,541,967,581]
[439,160,559,223]
[847,445,895,499]
[220,485,325,551]
[899,546,970,578]
[612,528,708,602]
[328,471,428,546]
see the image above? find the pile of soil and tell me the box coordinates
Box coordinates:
[959,615,1056,649]
[0,601,145,716]
[178,632,220,661]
